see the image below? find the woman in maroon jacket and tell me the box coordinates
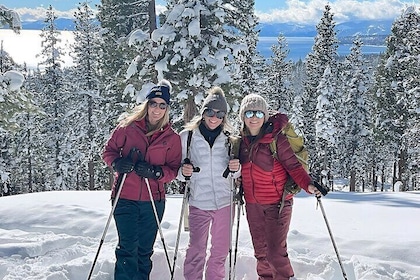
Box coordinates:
[102,79,181,280]
[238,94,319,280]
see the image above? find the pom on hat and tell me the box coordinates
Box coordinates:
[200,87,228,114]
[239,94,269,122]
[146,79,172,104]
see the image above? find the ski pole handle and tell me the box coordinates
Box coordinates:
[313,180,329,196]
[183,158,200,180]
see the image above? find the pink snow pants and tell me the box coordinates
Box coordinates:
[246,201,294,280]
[183,205,233,280]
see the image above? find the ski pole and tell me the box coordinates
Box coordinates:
[228,172,236,280]
[170,179,190,280]
[87,173,127,280]
[144,177,173,274]
[316,194,348,280]
[232,184,244,279]
[171,158,200,279]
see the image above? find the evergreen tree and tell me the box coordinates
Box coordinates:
[340,37,372,191]
[302,4,339,175]
[151,0,242,124]
[314,65,338,184]
[97,0,155,138]
[372,6,420,189]
[224,0,263,99]
[265,34,295,115]
[71,1,107,190]
[36,6,68,190]
[0,5,21,33]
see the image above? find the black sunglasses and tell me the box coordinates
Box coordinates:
[149,100,168,110]
[244,110,265,119]
[203,109,226,119]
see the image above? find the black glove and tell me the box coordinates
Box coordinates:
[112,157,134,173]
[134,161,163,179]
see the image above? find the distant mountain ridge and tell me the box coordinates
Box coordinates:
[20,18,76,31]
[258,19,393,37]
[13,17,393,39]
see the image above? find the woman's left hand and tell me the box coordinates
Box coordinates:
[308,184,322,197]
[228,159,240,172]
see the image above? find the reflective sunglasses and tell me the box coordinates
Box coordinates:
[203,109,226,119]
[244,110,265,119]
[149,100,168,110]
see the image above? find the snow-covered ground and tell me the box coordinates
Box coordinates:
[0,187,419,280]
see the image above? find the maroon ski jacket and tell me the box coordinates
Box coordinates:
[103,118,181,201]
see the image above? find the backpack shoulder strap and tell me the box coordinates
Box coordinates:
[186,130,193,158]
[269,137,278,160]
[228,135,241,158]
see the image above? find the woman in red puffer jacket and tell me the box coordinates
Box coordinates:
[238,94,320,280]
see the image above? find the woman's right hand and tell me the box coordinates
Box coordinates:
[182,163,193,177]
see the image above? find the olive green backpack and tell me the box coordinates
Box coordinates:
[269,122,309,195]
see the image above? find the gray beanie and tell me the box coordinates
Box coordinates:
[239,94,269,122]
[200,87,228,114]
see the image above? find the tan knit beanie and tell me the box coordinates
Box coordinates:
[239,94,269,122]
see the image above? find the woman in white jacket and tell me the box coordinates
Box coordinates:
[178,87,241,280]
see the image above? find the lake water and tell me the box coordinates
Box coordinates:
[258,37,387,61]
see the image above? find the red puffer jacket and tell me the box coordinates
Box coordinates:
[103,118,182,201]
[239,113,312,204]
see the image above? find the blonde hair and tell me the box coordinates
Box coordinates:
[119,100,171,136]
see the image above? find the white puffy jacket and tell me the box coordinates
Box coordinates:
[177,128,241,210]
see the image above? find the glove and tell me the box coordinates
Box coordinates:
[112,157,134,173]
[134,161,163,179]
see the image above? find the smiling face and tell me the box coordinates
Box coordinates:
[244,110,265,136]
[147,97,168,125]
[202,108,224,130]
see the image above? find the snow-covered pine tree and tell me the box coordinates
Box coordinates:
[10,69,42,194]
[71,1,108,190]
[36,5,69,190]
[302,4,339,174]
[340,37,372,192]
[265,33,295,115]
[372,6,420,190]
[151,0,241,124]
[218,0,263,131]
[97,0,153,130]
[0,51,28,132]
[0,5,21,33]
[314,65,338,187]
[223,0,263,102]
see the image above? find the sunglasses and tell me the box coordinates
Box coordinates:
[149,100,168,110]
[245,110,265,119]
[203,109,226,119]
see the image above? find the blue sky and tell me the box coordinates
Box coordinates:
[2,0,418,24]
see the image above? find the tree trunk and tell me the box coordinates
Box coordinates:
[398,148,407,191]
[183,95,198,124]
[392,160,397,191]
[372,164,377,192]
[148,0,157,35]
[88,160,95,190]
[381,165,385,192]
[349,170,356,192]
